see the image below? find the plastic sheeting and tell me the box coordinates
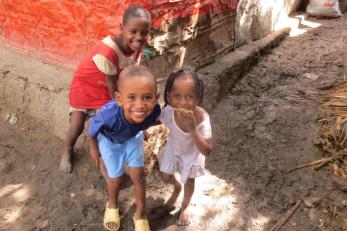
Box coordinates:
[0,0,237,68]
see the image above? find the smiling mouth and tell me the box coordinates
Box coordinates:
[131,111,146,117]
[131,41,143,48]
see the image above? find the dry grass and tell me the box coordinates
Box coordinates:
[314,80,347,177]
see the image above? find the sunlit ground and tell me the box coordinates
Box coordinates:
[158,170,271,231]
[0,173,272,231]
[0,184,31,224]
[288,14,322,37]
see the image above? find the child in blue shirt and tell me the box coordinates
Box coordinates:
[88,65,160,231]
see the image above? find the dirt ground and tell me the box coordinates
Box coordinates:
[1,14,347,231]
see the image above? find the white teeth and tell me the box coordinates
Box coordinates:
[133,112,145,116]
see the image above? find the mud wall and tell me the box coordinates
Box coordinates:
[235,0,301,47]
[0,46,70,139]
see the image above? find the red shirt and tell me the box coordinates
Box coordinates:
[69,36,141,109]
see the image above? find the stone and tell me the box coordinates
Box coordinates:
[303,196,321,208]
[8,114,18,124]
[302,73,319,80]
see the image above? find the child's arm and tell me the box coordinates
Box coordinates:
[106,75,117,98]
[175,108,213,156]
[190,130,213,156]
[88,137,101,168]
[88,109,108,168]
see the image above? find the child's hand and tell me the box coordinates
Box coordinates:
[89,149,100,169]
[173,108,197,132]
[88,137,100,169]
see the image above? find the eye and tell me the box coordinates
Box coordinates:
[129,29,137,35]
[141,30,149,37]
[187,95,196,100]
[144,95,153,101]
[127,96,136,101]
[172,94,181,99]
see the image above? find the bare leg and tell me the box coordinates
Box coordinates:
[59,111,86,173]
[129,167,146,219]
[100,160,123,208]
[178,178,195,226]
[160,172,182,209]
[101,160,123,230]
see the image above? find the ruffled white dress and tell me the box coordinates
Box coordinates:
[158,105,212,183]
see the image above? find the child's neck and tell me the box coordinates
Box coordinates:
[114,36,134,56]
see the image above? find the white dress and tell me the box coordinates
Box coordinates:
[158,105,212,183]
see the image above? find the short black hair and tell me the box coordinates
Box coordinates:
[123,6,151,25]
[118,65,156,91]
[164,67,205,106]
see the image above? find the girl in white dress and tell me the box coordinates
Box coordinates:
[158,68,213,225]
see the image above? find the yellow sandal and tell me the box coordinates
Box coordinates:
[104,202,120,231]
[133,216,151,231]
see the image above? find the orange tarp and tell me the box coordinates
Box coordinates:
[0,0,237,68]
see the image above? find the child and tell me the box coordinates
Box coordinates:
[59,6,152,173]
[88,65,160,231]
[158,67,213,225]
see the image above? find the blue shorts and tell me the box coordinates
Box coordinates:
[97,131,144,178]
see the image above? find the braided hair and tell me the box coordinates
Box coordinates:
[164,67,204,106]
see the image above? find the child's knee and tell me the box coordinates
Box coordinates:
[131,170,146,185]
[185,178,195,188]
[107,175,122,185]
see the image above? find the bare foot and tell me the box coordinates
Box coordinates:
[149,184,181,220]
[166,183,182,208]
[59,149,73,173]
[177,207,191,226]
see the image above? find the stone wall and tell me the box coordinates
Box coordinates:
[143,11,236,82]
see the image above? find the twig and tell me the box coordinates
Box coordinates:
[283,156,337,174]
[283,152,347,174]
[313,159,332,171]
[270,200,302,231]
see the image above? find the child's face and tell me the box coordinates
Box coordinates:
[116,75,159,124]
[121,16,151,52]
[167,74,199,111]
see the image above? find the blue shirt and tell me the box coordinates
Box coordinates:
[88,100,161,143]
